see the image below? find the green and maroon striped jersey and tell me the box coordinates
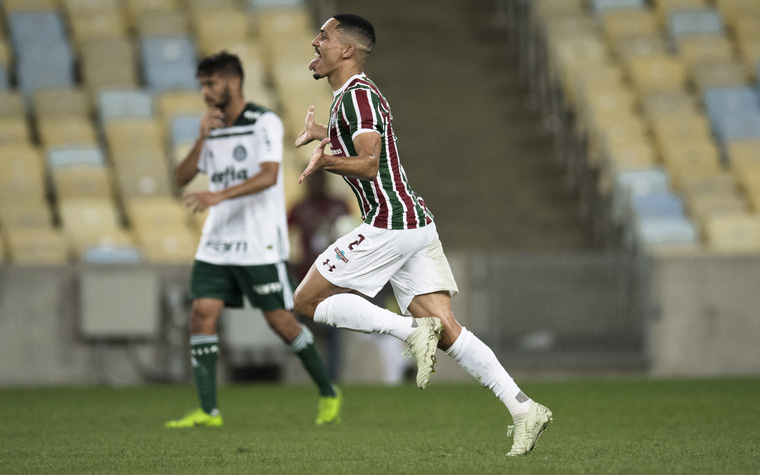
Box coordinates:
[328,74,433,230]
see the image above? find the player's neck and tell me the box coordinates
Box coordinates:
[329,65,365,92]
[223,97,247,126]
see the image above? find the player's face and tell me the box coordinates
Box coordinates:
[199,73,232,109]
[309,18,343,80]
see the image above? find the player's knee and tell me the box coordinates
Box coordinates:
[292,289,315,319]
[189,303,218,333]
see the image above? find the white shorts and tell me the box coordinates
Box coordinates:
[315,222,458,315]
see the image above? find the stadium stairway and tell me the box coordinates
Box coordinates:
[332,0,592,250]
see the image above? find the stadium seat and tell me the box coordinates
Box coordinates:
[668,8,725,43]
[640,90,700,120]
[591,0,647,13]
[170,115,201,145]
[82,246,142,264]
[0,144,47,202]
[0,90,26,119]
[7,11,67,53]
[104,117,165,155]
[601,8,660,50]
[46,146,106,168]
[133,227,198,264]
[111,148,174,199]
[68,9,128,50]
[611,167,671,223]
[661,141,724,187]
[676,34,735,71]
[15,41,76,99]
[703,86,760,144]
[633,215,700,251]
[704,212,760,252]
[4,227,71,265]
[98,89,154,122]
[726,138,760,171]
[36,117,98,148]
[125,0,181,28]
[0,64,9,90]
[135,10,190,38]
[50,164,115,201]
[691,60,748,96]
[626,54,688,95]
[155,89,205,130]
[32,87,90,119]
[140,37,198,91]
[715,0,760,27]
[735,31,760,80]
[0,117,31,146]
[193,8,249,56]
[124,196,191,234]
[57,198,124,245]
[80,38,140,96]
[0,201,53,229]
[685,188,748,225]
[652,0,710,25]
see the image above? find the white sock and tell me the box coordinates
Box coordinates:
[313,293,416,341]
[446,328,532,417]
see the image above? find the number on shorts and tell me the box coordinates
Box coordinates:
[348,234,365,251]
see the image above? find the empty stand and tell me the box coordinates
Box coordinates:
[140,37,198,91]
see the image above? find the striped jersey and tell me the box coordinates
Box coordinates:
[329,73,433,230]
[195,103,289,266]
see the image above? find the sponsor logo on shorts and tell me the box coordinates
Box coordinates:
[322,258,336,272]
[253,282,283,295]
[205,240,248,253]
[334,247,349,263]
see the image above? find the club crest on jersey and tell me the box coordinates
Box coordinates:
[233,145,247,162]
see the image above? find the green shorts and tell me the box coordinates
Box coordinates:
[189,259,296,311]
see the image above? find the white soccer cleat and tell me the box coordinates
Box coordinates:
[506,401,553,456]
[403,317,443,389]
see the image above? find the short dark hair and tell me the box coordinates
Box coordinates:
[333,14,375,52]
[196,51,244,82]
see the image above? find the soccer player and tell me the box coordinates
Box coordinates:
[293,15,553,455]
[165,52,342,428]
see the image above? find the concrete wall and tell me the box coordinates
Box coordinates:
[1,251,758,388]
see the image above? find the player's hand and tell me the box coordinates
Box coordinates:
[298,137,331,184]
[294,105,319,148]
[183,191,222,212]
[200,106,225,138]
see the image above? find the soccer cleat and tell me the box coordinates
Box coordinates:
[315,386,343,425]
[164,408,223,428]
[403,317,443,389]
[506,401,553,456]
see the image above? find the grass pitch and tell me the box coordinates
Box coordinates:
[1,378,758,474]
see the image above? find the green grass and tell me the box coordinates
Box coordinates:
[1,378,759,474]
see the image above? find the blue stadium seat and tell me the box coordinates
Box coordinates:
[633,215,699,250]
[7,12,67,54]
[170,115,201,145]
[16,42,75,99]
[83,246,142,264]
[630,192,686,220]
[98,89,155,122]
[140,37,198,91]
[590,0,646,14]
[669,9,724,41]
[47,146,107,168]
[611,167,671,224]
[246,0,306,8]
[704,86,760,145]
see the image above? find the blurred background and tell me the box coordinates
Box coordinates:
[0,0,759,387]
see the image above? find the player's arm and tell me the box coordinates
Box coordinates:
[184,162,279,212]
[174,106,225,187]
[299,131,380,183]
[294,105,328,148]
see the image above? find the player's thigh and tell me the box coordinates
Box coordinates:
[390,226,459,315]
[231,261,295,312]
[312,224,413,298]
[190,260,244,308]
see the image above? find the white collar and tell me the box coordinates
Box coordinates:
[333,73,367,97]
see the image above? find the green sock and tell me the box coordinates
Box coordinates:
[290,326,336,397]
[191,334,219,414]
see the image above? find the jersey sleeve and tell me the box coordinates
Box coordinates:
[254,112,284,164]
[197,140,210,174]
[342,87,385,139]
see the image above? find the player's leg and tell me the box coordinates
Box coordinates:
[166,260,240,428]
[263,308,342,425]
[239,262,342,425]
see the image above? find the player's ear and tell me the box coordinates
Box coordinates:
[341,44,355,59]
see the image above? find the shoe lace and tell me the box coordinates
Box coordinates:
[507,425,515,437]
